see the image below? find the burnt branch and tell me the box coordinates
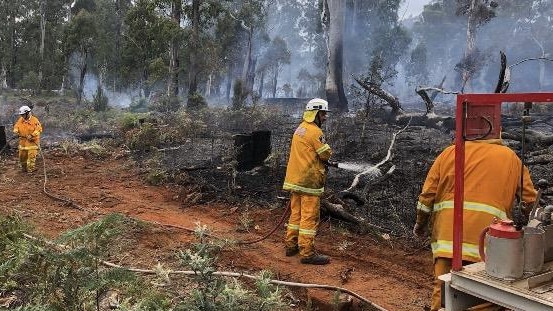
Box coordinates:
[354,77,402,114]
[415,88,434,115]
[494,51,508,93]
[345,120,410,192]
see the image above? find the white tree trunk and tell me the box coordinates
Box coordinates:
[461,0,478,92]
[39,0,46,87]
[324,0,348,111]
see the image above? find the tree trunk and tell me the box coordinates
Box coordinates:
[38,0,46,89]
[167,0,181,97]
[205,73,212,98]
[272,65,279,98]
[187,0,200,100]
[0,65,7,89]
[461,0,478,92]
[142,67,150,98]
[77,51,88,105]
[324,0,348,112]
[247,56,256,95]
[8,10,16,88]
[258,70,264,98]
[114,0,124,92]
[226,64,233,101]
[241,26,253,98]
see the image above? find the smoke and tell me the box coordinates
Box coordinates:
[81,74,137,108]
[68,52,139,108]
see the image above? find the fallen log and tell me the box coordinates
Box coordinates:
[502,129,553,148]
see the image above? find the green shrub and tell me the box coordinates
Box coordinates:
[149,95,180,114]
[118,113,141,132]
[126,123,160,151]
[93,85,109,112]
[177,224,287,311]
[187,92,207,110]
[129,98,149,113]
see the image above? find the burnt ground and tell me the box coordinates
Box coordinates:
[2,104,553,310]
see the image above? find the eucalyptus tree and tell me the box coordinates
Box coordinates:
[260,36,290,98]
[183,0,230,109]
[222,0,269,108]
[456,0,497,92]
[214,13,246,101]
[322,0,348,111]
[511,0,553,90]
[94,0,132,92]
[295,0,326,98]
[412,1,465,88]
[168,0,182,97]
[121,0,173,98]
[0,0,37,89]
[405,42,429,88]
[65,4,99,104]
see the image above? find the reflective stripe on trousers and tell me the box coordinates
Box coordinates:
[285,192,320,257]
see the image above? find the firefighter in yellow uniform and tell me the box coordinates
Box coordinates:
[13,105,43,173]
[414,135,537,311]
[283,98,336,265]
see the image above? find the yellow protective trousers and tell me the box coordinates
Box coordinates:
[18,149,38,172]
[432,258,502,311]
[285,192,320,258]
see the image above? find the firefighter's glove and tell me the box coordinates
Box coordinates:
[327,160,339,168]
[412,223,425,238]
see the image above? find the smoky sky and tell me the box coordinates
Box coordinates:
[399,0,432,19]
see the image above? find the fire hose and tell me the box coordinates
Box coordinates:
[237,200,290,245]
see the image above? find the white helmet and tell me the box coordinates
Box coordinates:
[19,105,31,115]
[305,98,330,112]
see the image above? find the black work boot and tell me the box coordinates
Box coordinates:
[285,247,299,257]
[300,253,330,265]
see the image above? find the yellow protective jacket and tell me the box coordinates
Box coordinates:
[13,115,42,150]
[416,139,537,262]
[283,121,332,196]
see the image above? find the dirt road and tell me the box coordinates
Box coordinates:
[0,150,433,310]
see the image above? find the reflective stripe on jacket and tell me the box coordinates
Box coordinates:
[13,115,42,150]
[416,139,537,262]
[283,121,332,196]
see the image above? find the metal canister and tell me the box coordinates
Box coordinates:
[523,226,545,274]
[479,219,524,280]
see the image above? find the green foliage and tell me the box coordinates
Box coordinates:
[129,98,149,113]
[405,42,429,87]
[0,214,33,290]
[177,224,287,311]
[187,92,207,110]
[0,214,139,310]
[19,71,40,93]
[93,85,109,112]
[149,95,181,114]
[125,123,160,151]
[118,112,141,131]
[146,169,168,186]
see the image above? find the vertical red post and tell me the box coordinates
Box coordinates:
[453,96,465,271]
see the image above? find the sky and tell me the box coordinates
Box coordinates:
[399,0,433,20]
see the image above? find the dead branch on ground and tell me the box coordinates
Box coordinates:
[345,121,410,193]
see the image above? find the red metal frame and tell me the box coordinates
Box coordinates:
[453,93,553,271]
